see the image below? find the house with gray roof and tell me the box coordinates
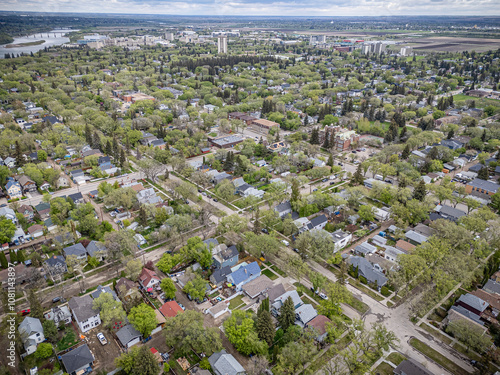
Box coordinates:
[447,305,484,328]
[91,284,119,301]
[203,238,219,250]
[405,230,429,245]
[18,317,44,355]
[0,206,17,224]
[467,178,500,199]
[44,306,72,326]
[394,359,434,375]
[210,266,232,286]
[295,304,318,327]
[484,279,500,295]
[267,283,286,303]
[86,241,107,261]
[272,290,302,313]
[274,201,292,218]
[116,324,142,349]
[68,295,101,333]
[353,241,377,256]
[456,293,488,316]
[432,204,466,222]
[348,256,387,288]
[213,244,239,269]
[60,344,94,375]
[208,350,245,375]
[44,255,68,279]
[242,275,274,299]
[63,243,87,262]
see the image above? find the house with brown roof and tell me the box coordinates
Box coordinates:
[27,224,44,239]
[159,301,184,318]
[17,205,34,220]
[242,275,274,299]
[115,277,139,301]
[138,268,160,290]
[250,118,280,133]
[395,239,416,254]
[306,314,332,342]
[16,175,37,193]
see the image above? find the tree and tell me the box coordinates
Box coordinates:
[216,179,235,201]
[156,252,181,274]
[358,204,376,222]
[351,164,364,185]
[42,320,58,343]
[126,259,143,280]
[223,310,267,356]
[128,303,158,338]
[115,345,160,375]
[446,319,491,353]
[183,275,207,301]
[291,179,301,203]
[49,197,72,226]
[138,158,164,182]
[163,310,222,355]
[310,272,327,293]
[478,166,489,180]
[104,230,137,276]
[27,289,43,319]
[412,180,427,201]
[310,128,320,144]
[256,308,275,346]
[273,332,318,375]
[318,282,351,318]
[34,343,53,359]
[244,232,283,258]
[0,251,7,269]
[93,292,127,328]
[278,296,296,331]
[401,144,410,159]
[491,191,500,212]
[246,356,270,375]
[216,214,248,235]
[160,278,177,300]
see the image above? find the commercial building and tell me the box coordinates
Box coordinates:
[309,35,326,45]
[250,118,280,134]
[208,135,244,149]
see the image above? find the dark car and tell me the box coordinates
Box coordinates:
[198,189,202,193]
[338,163,343,166]
[292,248,299,253]
[213,198,218,202]
[351,150,357,153]
[262,228,269,234]
[385,180,392,184]
[52,297,61,303]
[330,181,335,185]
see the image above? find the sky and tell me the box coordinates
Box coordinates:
[0,0,499,16]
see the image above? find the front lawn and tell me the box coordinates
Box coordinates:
[262,269,278,281]
[409,338,468,375]
[386,352,406,366]
[228,294,245,310]
[271,265,286,277]
[373,361,395,375]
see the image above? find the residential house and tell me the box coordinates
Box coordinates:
[306,315,332,342]
[242,275,274,299]
[330,230,352,252]
[395,240,416,254]
[27,224,44,239]
[483,279,500,295]
[6,179,22,199]
[68,192,85,205]
[18,317,44,355]
[309,215,328,231]
[57,175,70,188]
[447,305,485,328]
[393,359,434,375]
[17,205,34,221]
[213,244,239,269]
[116,324,142,349]
[295,304,318,329]
[137,188,162,205]
[44,255,68,279]
[134,233,147,246]
[115,277,139,301]
[203,238,219,250]
[63,243,88,262]
[348,256,388,288]
[373,207,390,221]
[60,344,94,375]
[430,204,466,222]
[159,301,184,318]
[274,201,292,218]
[353,242,377,256]
[210,266,232,286]
[4,157,15,168]
[138,268,160,290]
[44,306,72,325]
[226,261,261,291]
[35,202,51,219]
[472,289,500,319]
[405,230,429,245]
[456,293,489,317]
[91,284,119,301]
[0,206,18,224]
[208,350,246,375]
[44,218,57,232]
[68,295,101,333]
[16,175,37,193]
[85,241,106,261]
[272,290,302,313]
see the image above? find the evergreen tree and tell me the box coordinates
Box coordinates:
[15,141,24,167]
[402,144,410,160]
[291,180,300,203]
[28,289,43,319]
[138,206,148,226]
[92,131,101,150]
[327,154,334,167]
[9,250,17,263]
[256,308,275,347]
[85,124,92,145]
[322,131,330,149]
[478,166,489,180]
[120,149,126,168]
[105,140,112,156]
[352,165,364,186]
[125,134,131,154]
[113,138,119,160]
[310,128,320,145]
[303,115,309,126]
[0,251,7,269]
[136,146,141,160]
[399,177,407,189]
[447,129,455,139]
[253,209,262,234]
[223,152,234,171]
[413,180,427,201]
[278,296,295,331]
[17,249,25,263]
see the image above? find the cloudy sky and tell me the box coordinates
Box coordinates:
[1,0,498,16]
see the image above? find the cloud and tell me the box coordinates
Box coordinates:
[0,0,498,16]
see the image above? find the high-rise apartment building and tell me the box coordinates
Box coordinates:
[217,36,227,54]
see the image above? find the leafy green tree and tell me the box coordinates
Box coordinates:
[351,164,364,185]
[216,179,235,201]
[223,310,267,355]
[278,297,296,331]
[160,278,177,300]
[358,204,376,222]
[115,345,160,375]
[0,252,7,269]
[128,303,158,338]
[244,232,283,258]
[478,166,489,180]
[412,180,427,201]
[49,197,72,226]
[446,319,492,353]
[318,282,351,318]
[34,343,53,359]
[163,310,222,355]
[42,320,58,343]
[28,289,43,319]
[126,259,143,280]
[93,292,127,328]
[156,253,182,274]
[183,275,207,301]
[0,217,16,244]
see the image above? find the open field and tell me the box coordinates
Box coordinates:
[407,36,500,52]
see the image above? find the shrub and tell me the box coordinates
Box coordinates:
[359,276,368,284]
[35,343,53,359]
[199,358,211,370]
[381,286,390,297]
[163,363,170,373]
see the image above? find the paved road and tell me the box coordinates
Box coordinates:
[308,260,474,375]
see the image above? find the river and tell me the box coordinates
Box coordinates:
[0,29,78,58]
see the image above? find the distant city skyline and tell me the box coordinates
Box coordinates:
[0,0,499,17]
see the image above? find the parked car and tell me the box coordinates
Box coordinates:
[322,178,328,182]
[262,228,269,234]
[202,192,207,196]
[97,332,107,345]
[313,189,318,192]
[330,181,335,185]
[292,248,299,253]
[178,303,186,311]
[319,293,328,300]
[52,297,61,303]
[282,240,290,246]
[213,198,218,202]
[19,309,30,316]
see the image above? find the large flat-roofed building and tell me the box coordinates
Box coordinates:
[466,178,500,199]
[208,135,244,149]
[250,118,280,133]
[228,112,257,125]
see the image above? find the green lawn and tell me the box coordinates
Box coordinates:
[453,94,500,108]
[386,352,406,366]
[373,361,396,375]
[262,269,279,281]
[349,278,385,301]
[271,265,286,277]
[228,294,245,310]
[418,323,453,345]
[409,338,469,375]
[346,296,370,314]
[452,342,483,362]
[57,330,79,352]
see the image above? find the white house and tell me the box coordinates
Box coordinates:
[138,268,160,290]
[18,317,45,355]
[330,230,352,252]
[208,301,230,319]
[68,295,101,333]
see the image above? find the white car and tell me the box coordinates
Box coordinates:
[282,240,290,246]
[319,293,328,300]
[97,332,107,345]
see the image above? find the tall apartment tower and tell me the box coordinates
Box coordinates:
[374,42,386,54]
[217,36,228,54]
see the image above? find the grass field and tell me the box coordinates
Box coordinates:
[410,338,469,375]
[262,269,278,280]
[386,352,406,366]
[57,330,79,352]
[228,294,245,310]
[418,323,453,345]
[373,361,395,375]
[453,93,500,108]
